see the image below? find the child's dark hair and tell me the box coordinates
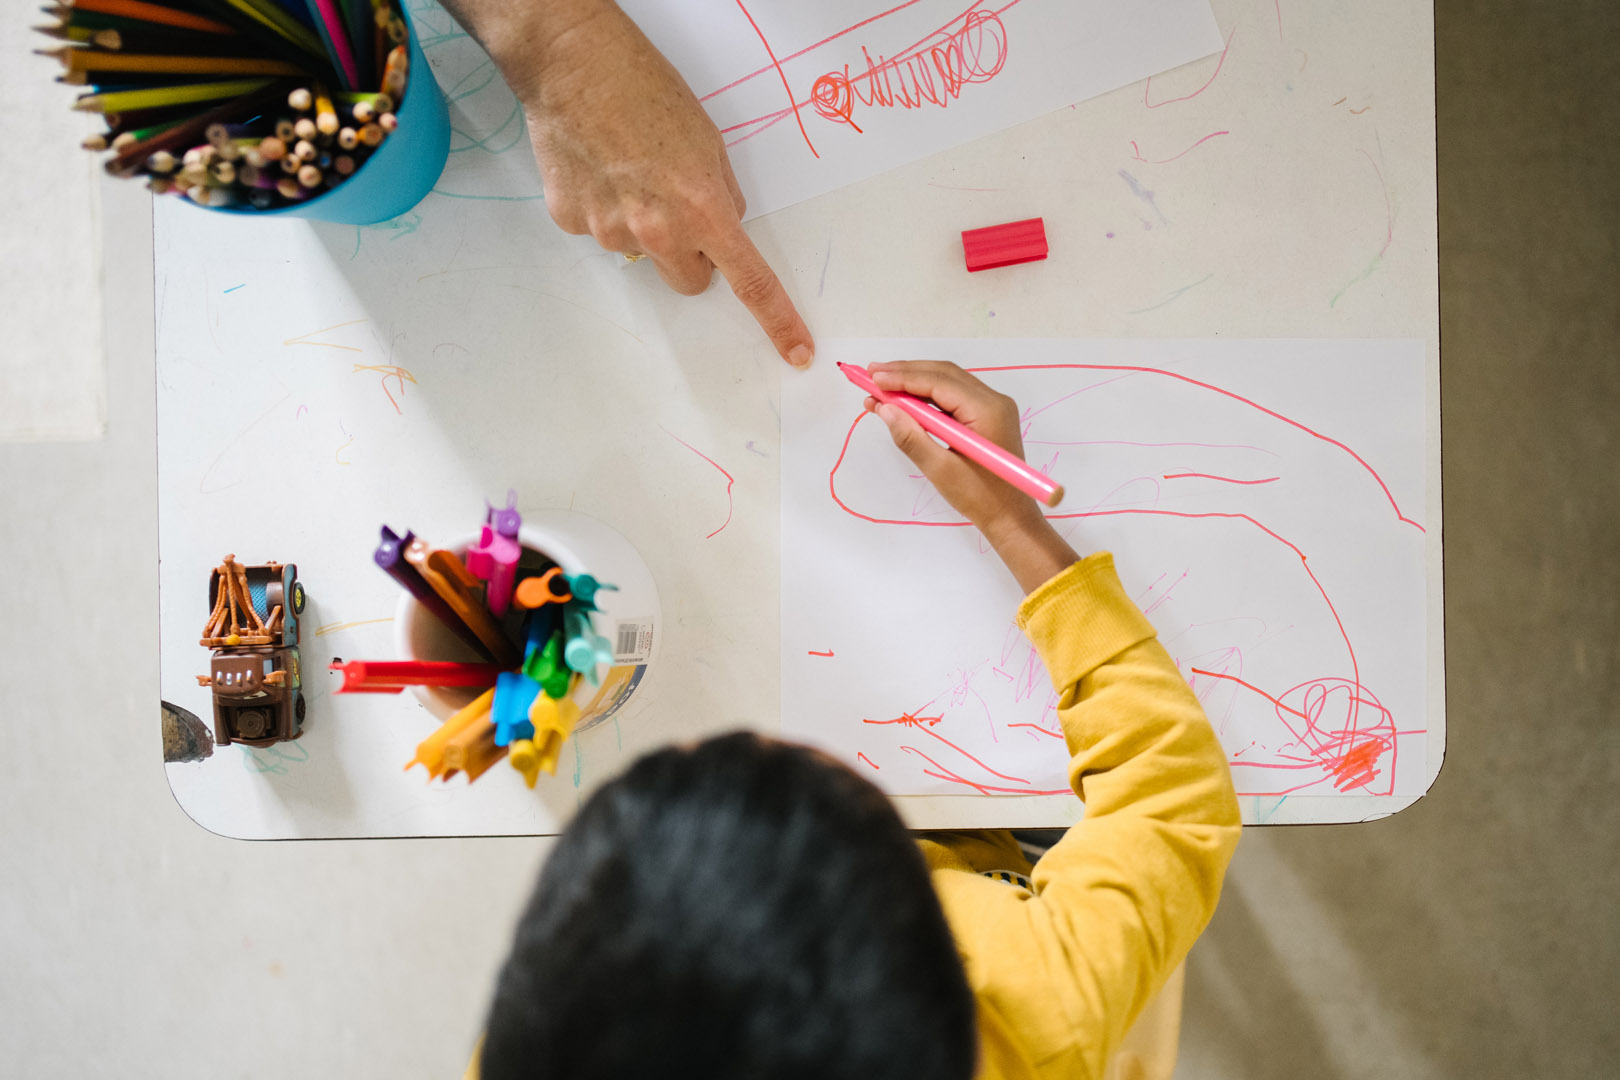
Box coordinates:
[480,732,977,1080]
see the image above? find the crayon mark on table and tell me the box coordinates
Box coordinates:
[661,426,737,539]
[283,319,367,351]
[223,283,245,294]
[808,648,835,657]
[1330,141,1395,307]
[351,363,417,414]
[314,617,395,636]
[1126,273,1214,314]
[1144,23,1234,108]
[1128,130,1229,165]
[857,752,879,769]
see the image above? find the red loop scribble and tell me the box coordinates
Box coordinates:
[719,0,1025,151]
[811,8,1009,128]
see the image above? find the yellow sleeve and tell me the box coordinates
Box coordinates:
[931,553,1240,1080]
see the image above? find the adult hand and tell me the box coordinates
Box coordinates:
[865,361,1079,593]
[493,1,814,368]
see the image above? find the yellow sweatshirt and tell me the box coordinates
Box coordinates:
[467,554,1237,1080]
[918,552,1241,1080]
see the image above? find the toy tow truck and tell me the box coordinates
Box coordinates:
[197,555,307,748]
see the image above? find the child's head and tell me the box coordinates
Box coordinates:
[480,732,976,1079]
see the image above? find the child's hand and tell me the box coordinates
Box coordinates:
[865,361,1080,593]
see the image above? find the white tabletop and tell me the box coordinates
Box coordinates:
[156,0,1439,837]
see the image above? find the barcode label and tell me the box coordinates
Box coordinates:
[612,618,655,664]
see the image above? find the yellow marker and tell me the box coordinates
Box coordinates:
[405,688,494,778]
[508,739,541,789]
[526,693,582,778]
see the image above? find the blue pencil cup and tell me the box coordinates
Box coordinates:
[208,11,449,225]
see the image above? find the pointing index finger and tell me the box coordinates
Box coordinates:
[706,218,814,368]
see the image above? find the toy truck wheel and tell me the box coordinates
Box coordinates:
[292,582,306,614]
[295,694,307,724]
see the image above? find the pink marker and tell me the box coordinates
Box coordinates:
[838,362,1065,508]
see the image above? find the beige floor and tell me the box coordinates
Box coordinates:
[1177,2,1620,1076]
[3,2,1616,1077]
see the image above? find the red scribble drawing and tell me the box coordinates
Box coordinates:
[1163,472,1281,485]
[857,752,880,769]
[700,0,929,102]
[1144,24,1234,108]
[808,648,836,657]
[810,7,1009,130]
[1128,130,1230,164]
[662,427,736,539]
[823,361,1425,799]
[295,404,308,420]
[351,363,417,414]
[718,0,1025,151]
[733,0,819,156]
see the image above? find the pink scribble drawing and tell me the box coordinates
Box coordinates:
[824,362,1424,799]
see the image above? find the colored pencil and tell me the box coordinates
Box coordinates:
[38,0,411,210]
[340,0,371,84]
[55,50,304,76]
[838,363,1067,508]
[86,25,268,52]
[57,0,237,35]
[104,79,287,174]
[204,0,327,56]
[73,76,274,113]
[303,0,359,89]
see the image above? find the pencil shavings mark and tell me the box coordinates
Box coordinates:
[314,617,395,637]
[857,752,879,770]
[808,649,835,657]
[660,427,736,539]
[283,319,367,351]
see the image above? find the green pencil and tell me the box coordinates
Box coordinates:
[72,77,274,113]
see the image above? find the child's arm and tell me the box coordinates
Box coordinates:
[867,362,1240,1074]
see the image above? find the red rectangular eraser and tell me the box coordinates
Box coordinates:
[961,217,1048,272]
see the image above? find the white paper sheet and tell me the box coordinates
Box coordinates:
[619,0,1222,219]
[782,339,1429,799]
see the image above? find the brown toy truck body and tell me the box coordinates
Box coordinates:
[198,558,307,748]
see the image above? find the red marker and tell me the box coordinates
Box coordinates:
[329,659,506,693]
[838,362,1065,508]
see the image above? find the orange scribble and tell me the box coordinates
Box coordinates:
[283,319,366,351]
[857,752,879,770]
[351,363,417,414]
